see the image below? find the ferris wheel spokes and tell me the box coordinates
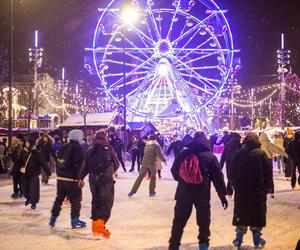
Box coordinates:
[176,37,214,61]
[110,11,155,46]
[172,11,217,46]
[173,56,218,89]
[146,2,161,40]
[166,0,181,40]
[108,55,154,89]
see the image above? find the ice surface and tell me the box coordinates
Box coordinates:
[0,158,299,250]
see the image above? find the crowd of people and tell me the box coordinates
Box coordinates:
[0,127,300,250]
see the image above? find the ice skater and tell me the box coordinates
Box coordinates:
[8,138,23,199]
[78,131,119,238]
[49,129,86,229]
[168,132,227,250]
[19,138,51,210]
[230,133,274,248]
[128,134,166,197]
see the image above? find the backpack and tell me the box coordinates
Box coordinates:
[179,154,203,184]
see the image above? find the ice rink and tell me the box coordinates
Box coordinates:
[0,159,299,250]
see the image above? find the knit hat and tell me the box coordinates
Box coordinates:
[148,134,156,141]
[287,127,294,138]
[68,129,84,143]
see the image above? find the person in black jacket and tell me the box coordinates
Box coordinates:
[19,138,51,210]
[220,133,242,196]
[127,135,141,172]
[78,131,119,238]
[109,134,126,172]
[286,131,300,189]
[167,135,184,159]
[37,134,56,184]
[9,138,23,199]
[230,133,273,248]
[49,129,86,229]
[169,132,228,250]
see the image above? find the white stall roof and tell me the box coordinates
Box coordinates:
[59,112,118,127]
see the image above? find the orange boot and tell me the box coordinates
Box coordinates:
[97,219,111,238]
[92,220,99,235]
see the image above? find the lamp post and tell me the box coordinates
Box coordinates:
[28,30,43,132]
[121,6,138,145]
[277,33,291,130]
[61,68,66,123]
[8,0,14,146]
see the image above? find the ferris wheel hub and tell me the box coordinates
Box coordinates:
[155,39,173,58]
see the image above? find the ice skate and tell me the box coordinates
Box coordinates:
[71,218,86,229]
[11,193,18,199]
[199,243,208,250]
[253,232,266,249]
[49,215,57,228]
[149,191,156,197]
[128,191,135,197]
[31,203,36,210]
[232,232,243,248]
[93,219,110,238]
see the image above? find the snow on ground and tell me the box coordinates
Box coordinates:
[0,158,299,250]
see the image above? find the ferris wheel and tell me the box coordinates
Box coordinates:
[88,0,237,128]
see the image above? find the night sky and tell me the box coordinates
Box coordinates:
[0,0,299,86]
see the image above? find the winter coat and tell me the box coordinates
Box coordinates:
[18,148,50,177]
[79,139,119,182]
[220,138,242,180]
[9,145,22,176]
[182,134,193,146]
[38,141,56,162]
[110,137,125,156]
[286,132,300,163]
[230,137,273,228]
[56,140,84,180]
[167,140,184,158]
[259,132,287,159]
[142,140,165,168]
[171,139,227,202]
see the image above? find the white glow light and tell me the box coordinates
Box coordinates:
[158,63,168,76]
[121,6,138,25]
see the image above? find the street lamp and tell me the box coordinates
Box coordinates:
[59,68,67,123]
[28,30,43,131]
[121,5,138,145]
[277,33,291,130]
[8,0,14,146]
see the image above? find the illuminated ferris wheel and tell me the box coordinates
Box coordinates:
[88,0,238,128]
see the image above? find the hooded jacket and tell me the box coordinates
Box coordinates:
[56,140,84,180]
[79,136,119,181]
[171,137,226,202]
[220,134,242,179]
[230,136,273,227]
[141,140,165,168]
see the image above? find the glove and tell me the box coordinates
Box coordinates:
[78,180,85,188]
[220,196,228,210]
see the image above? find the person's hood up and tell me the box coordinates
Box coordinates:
[93,131,109,146]
[68,129,84,143]
[243,135,261,151]
[187,137,210,154]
